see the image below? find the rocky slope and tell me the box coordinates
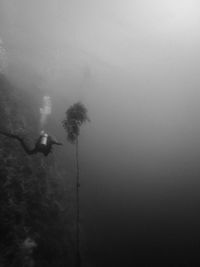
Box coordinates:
[0,74,74,267]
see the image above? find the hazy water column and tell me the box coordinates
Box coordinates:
[1,0,200,266]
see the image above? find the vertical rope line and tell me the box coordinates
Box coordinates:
[76,137,81,266]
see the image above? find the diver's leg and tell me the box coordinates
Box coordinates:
[0,131,37,155]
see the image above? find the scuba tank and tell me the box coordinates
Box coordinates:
[40,133,48,146]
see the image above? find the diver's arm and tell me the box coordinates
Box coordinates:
[52,141,63,146]
[49,136,63,146]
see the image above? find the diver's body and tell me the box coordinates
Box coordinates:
[35,131,62,156]
[0,130,62,156]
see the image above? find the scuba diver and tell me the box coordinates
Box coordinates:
[34,131,62,156]
[0,130,62,156]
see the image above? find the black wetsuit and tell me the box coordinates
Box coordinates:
[35,134,62,156]
[0,131,62,156]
